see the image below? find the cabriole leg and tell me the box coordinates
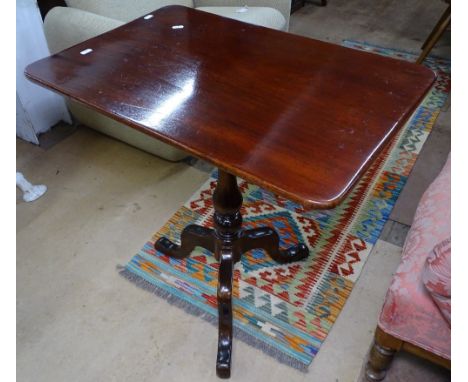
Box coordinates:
[155,224,215,259]
[212,170,243,378]
[238,227,309,263]
[216,249,235,378]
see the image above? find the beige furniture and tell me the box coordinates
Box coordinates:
[42,0,291,161]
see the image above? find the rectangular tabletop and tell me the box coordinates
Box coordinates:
[25,5,436,208]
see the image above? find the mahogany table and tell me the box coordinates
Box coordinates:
[25,5,435,378]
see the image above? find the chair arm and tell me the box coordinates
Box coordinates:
[194,0,291,30]
[43,6,124,54]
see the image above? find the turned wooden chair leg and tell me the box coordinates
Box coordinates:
[365,327,402,381]
[366,342,396,381]
[416,5,450,64]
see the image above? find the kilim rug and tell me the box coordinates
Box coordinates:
[119,41,451,371]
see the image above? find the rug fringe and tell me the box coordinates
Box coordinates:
[117,265,308,372]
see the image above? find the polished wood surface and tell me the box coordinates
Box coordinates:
[25,5,435,208]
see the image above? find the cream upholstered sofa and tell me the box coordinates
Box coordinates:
[42,0,291,161]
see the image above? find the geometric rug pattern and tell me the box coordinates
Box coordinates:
[120,41,450,370]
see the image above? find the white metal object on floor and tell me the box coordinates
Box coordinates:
[16,172,47,202]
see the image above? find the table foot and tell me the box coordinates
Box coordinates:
[154,169,310,378]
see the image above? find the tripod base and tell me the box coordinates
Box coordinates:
[155,169,309,378]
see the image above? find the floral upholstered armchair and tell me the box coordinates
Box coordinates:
[366,154,451,381]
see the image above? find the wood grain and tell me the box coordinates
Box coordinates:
[25,5,435,208]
